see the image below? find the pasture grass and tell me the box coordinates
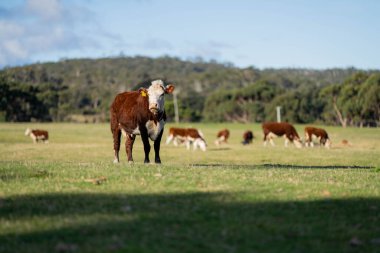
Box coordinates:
[0,123,379,253]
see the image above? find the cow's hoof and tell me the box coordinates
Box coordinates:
[144,159,150,164]
[113,159,119,164]
[155,160,161,164]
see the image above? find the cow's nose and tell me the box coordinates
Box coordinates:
[150,103,158,109]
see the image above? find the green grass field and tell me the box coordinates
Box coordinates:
[0,123,379,253]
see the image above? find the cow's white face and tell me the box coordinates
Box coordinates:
[325,139,331,149]
[25,128,31,136]
[294,138,303,148]
[194,138,207,151]
[147,80,175,115]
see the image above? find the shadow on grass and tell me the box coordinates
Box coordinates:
[207,147,232,151]
[1,193,379,253]
[191,163,374,169]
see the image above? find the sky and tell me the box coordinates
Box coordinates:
[0,0,379,69]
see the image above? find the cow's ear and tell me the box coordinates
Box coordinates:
[139,88,148,97]
[165,84,175,94]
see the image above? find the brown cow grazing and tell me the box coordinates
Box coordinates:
[262,122,302,148]
[166,127,207,151]
[110,79,175,164]
[242,130,254,145]
[304,126,331,148]
[25,128,49,143]
[215,129,230,146]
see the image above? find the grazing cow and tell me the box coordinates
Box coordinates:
[242,130,254,145]
[304,126,331,148]
[110,79,175,164]
[215,129,230,146]
[262,122,302,148]
[166,127,207,151]
[25,128,49,143]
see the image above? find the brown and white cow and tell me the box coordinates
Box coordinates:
[304,126,331,148]
[262,122,302,148]
[25,128,49,143]
[166,127,207,151]
[110,79,175,164]
[215,129,230,146]
[242,130,254,145]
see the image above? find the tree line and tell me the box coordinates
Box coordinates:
[203,73,380,127]
[0,56,379,126]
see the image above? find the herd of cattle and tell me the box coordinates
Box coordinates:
[24,79,333,164]
[164,122,331,151]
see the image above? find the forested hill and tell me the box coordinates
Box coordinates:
[1,56,379,126]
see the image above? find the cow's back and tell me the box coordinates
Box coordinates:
[111,91,146,116]
[217,129,229,138]
[187,128,203,139]
[32,130,48,139]
[263,122,299,138]
[262,122,286,136]
[169,128,188,137]
[305,127,328,139]
[111,91,150,132]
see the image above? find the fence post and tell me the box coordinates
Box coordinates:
[173,91,179,124]
[276,106,281,122]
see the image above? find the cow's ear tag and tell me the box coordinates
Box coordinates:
[141,90,147,97]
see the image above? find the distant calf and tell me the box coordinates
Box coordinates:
[262,122,302,148]
[304,126,331,148]
[25,128,49,143]
[166,127,207,151]
[242,130,254,145]
[341,139,352,147]
[215,129,230,146]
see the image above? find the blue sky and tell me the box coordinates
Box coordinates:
[1,0,379,69]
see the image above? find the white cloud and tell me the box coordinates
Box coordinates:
[0,21,24,37]
[180,41,234,62]
[25,0,62,21]
[0,0,122,67]
[141,38,173,50]
[2,39,28,59]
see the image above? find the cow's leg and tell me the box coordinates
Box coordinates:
[112,128,122,163]
[125,134,136,163]
[173,137,179,146]
[284,137,289,147]
[269,134,275,146]
[215,136,224,146]
[193,139,198,151]
[166,134,173,145]
[111,114,121,163]
[307,134,313,147]
[154,129,164,164]
[140,128,151,163]
[186,139,191,150]
[269,138,275,146]
[304,133,309,147]
[263,134,268,146]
